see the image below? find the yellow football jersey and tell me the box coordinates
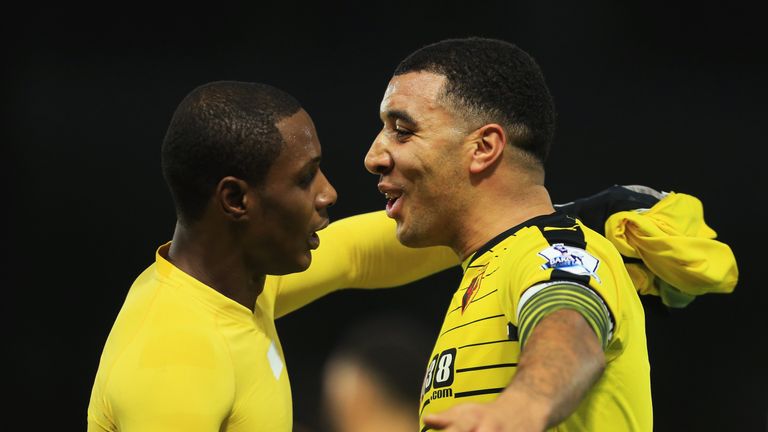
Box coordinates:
[88,211,457,432]
[419,213,652,431]
[87,243,294,432]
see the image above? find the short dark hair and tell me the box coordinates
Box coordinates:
[394,37,556,163]
[161,81,302,223]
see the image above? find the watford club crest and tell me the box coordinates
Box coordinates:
[461,264,488,314]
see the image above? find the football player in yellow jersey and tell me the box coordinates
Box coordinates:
[364,37,655,432]
[86,81,341,432]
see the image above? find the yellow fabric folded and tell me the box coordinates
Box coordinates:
[605,192,738,301]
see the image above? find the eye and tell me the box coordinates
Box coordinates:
[299,168,318,188]
[394,126,413,140]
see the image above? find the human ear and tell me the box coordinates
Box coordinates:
[469,124,506,174]
[216,176,251,220]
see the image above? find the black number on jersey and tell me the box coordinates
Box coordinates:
[422,353,438,394]
[422,348,456,393]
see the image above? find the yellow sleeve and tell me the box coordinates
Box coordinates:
[498,225,627,355]
[605,192,738,296]
[269,210,459,318]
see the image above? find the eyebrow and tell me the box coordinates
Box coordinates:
[302,155,322,169]
[382,109,417,126]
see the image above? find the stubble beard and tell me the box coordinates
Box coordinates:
[395,208,445,249]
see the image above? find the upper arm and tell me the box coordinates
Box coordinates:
[498,226,624,351]
[115,369,234,432]
[105,330,235,432]
[516,281,612,351]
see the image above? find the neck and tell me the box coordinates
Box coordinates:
[452,183,554,261]
[167,221,264,311]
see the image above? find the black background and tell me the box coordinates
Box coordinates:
[5,2,767,431]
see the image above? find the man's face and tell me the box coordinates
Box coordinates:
[249,108,337,274]
[364,72,469,248]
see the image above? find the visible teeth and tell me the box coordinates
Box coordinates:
[384,192,400,200]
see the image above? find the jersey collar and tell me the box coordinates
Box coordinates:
[462,211,563,272]
[154,241,256,322]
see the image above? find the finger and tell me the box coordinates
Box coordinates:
[423,413,453,429]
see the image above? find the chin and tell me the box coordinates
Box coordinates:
[397,222,444,249]
[295,251,313,272]
[270,252,312,276]
[297,255,312,271]
[396,228,429,249]
[292,255,312,274]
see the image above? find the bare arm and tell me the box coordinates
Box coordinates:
[500,309,605,428]
[424,309,605,431]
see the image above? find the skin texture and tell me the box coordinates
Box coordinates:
[249,109,337,274]
[366,73,468,249]
[365,72,605,430]
[167,108,337,311]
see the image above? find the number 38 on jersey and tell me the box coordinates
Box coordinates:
[422,348,456,400]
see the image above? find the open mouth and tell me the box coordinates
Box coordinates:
[385,192,399,209]
[384,191,403,218]
[308,219,330,250]
[378,182,404,218]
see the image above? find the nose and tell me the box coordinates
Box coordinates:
[316,170,337,209]
[364,131,393,175]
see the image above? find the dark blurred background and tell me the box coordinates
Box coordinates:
[5,2,767,431]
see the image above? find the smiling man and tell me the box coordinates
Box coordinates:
[365,38,653,431]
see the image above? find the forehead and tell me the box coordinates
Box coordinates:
[380,72,449,120]
[275,108,320,157]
